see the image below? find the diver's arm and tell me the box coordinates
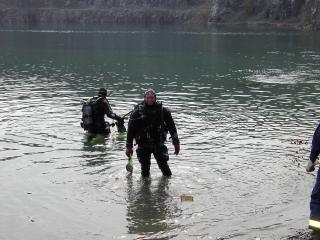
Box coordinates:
[104,99,122,122]
[126,110,140,148]
[163,107,179,145]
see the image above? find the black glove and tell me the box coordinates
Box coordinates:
[116,121,126,133]
[126,147,133,158]
[115,115,124,124]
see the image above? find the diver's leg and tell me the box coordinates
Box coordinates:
[136,146,152,177]
[154,145,171,177]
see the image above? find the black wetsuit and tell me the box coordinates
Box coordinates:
[126,101,179,177]
[89,96,121,134]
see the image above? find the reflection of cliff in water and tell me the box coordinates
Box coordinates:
[126,176,180,239]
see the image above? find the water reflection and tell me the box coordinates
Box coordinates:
[126,176,179,239]
[80,133,121,175]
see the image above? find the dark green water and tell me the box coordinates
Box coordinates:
[1,27,320,239]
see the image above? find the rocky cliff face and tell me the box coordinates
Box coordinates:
[0,0,210,27]
[300,0,320,30]
[0,0,319,30]
[210,0,304,21]
[209,0,320,30]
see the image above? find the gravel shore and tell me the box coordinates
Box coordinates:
[285,230,312,240]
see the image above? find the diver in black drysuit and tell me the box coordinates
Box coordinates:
[87,88,124,134]
[125,89,180,177]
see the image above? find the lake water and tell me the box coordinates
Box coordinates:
[1,26,320,240]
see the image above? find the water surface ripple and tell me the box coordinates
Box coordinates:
[0,28,320,240]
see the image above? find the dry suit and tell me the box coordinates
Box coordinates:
[126,101,179,177]
[89,96,123,134]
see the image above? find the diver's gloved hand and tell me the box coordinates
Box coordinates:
[171,134,180,155]
[116,115,124,125]
[116,120,126,133]
[126,147,133,158]
[174,144,180,155]
[306,159,316,172]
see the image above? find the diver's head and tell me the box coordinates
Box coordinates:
[98,87,107,98]
[144,89,156,106]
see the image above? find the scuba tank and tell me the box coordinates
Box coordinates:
[81,99,94,130]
